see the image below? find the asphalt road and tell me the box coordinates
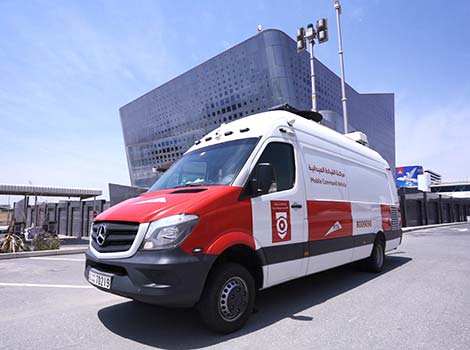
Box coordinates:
[1,224,470,350]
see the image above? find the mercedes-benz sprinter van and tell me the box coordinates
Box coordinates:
[85,110,402,333]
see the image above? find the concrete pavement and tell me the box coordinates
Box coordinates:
[0,223,469,349]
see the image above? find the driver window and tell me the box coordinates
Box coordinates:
[256,142,295,192]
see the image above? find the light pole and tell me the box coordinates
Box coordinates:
[297,19,328,112]
[334,0,349,133]
[306,24,318,112]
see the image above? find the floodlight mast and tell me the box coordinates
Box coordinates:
[306,24,317,112]
[297,19,328,112]
[334,0,349,133]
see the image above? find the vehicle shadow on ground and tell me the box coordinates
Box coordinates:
[98,254,412,349]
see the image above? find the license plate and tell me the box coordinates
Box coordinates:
[88,269,112,289]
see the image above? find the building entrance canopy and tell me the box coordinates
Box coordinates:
[0,184,101,199]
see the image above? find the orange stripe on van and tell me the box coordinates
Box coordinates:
[307,201,353,241]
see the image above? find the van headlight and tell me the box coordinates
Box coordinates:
[141,214,199,250]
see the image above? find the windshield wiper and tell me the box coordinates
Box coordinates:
[171,183,212,189]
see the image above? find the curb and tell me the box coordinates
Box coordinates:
[403,221,468,233]
[0,247,88,260]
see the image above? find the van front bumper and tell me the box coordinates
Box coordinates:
[84,248,216,307]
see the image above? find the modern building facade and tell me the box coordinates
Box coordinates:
[425,169,442,185]
[120,29,395,188]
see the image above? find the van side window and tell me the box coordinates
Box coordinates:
[257,142,295,192]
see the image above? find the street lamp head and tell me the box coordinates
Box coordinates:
[296,27,306,52]
[316,18,328,31]
[318,29,328,43]
[305,23,315,42]
[316,18,328,43]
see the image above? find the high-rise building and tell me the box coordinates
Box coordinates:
[120,29,395,187]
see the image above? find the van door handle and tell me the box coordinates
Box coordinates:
[291,203,302,209]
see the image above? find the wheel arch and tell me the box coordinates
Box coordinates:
[210,243,264,291]
[376,230,385,245]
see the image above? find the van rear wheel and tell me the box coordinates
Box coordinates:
[197,262,255,334]
[365,237,385,272]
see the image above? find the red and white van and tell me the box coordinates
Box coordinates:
[85,109,402,333]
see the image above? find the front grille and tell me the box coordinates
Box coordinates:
[390,206,400,231]
[91,221,139,253]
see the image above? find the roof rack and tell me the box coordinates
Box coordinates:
[269,103,323,123]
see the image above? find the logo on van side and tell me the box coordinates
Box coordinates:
[271,201,291,243]
[325,221,342,236]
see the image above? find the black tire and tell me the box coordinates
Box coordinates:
[365,237,385,272]
[197,262,255,334]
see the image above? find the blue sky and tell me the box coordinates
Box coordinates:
[1,0,469,203]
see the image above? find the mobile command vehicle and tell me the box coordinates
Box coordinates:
[85,108,402,333]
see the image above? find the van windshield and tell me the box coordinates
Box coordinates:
[149,138,259,191]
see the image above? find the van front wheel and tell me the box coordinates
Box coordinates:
[197,263,255,333]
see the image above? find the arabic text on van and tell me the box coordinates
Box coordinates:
[308,164,346,178]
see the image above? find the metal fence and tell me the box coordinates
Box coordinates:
[14,199,109,238]
[398,188,470,227]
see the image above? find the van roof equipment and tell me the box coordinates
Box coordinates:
[269,103,323,123]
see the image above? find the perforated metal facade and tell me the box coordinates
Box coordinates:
[120,29,395,187]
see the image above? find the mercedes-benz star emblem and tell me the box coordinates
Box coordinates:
[96,225,107,246]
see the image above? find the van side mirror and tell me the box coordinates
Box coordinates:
[249,163,277,196]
